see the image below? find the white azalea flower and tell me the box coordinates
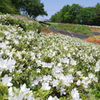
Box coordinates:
[14,39,19,44]
[41,62,53,68]
[8,85,35,100]
[76,80,81,86]
[42,75,52,82]
[61,74,74,86]
[47,96,59,100]
[36,68,41,73]
[41,82,51,90]
[69,68,74,72]
[88,73,95,79]
[1,74,13,86]
[59,88,66,96]
[71,88,82,100]
[51,79,59,87]
[0,42,7,49]
[0,58,15,72]
[60,58,69,64]
[31,52,35,60]
[77,71,83,76]
[70,59,77,65]
[94,60,100,72]
[36,60,41,66]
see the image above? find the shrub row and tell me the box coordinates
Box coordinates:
[0,14,42,33]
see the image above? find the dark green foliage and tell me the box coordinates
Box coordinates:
[50,3,100,26]
[64,4,83,23]
[75,7,95,25]
[94,3,100,26]
[0,83,8,100]
[0,0,47,18]
[0,0,18,14]
[22,0,48,19]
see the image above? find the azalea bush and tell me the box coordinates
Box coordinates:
[0,15,100,100]
[0,14,42,33]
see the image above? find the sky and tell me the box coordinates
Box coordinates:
[37,0,100,19]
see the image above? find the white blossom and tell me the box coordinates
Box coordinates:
[41,82,51,90]
[71,88,82,100]
[1,74,13,86]
[47,96,59,100]
[94,60,100,72]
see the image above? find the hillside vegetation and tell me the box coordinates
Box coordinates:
[0,14,100,100]
[50,3,100,26]
[48,23,93,35]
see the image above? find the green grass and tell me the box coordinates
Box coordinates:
[48,23,93,35]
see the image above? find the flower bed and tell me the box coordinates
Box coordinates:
[0,15,100,100]
[88,26,100,33]
[41,27,57,34]
[85,35,100,44]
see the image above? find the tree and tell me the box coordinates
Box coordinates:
[64,4,83,23]
[10,0,24,13]
[0,0,17,14]
[22,0,48,19]
[50,12,59,22]
[59,5,71,23]
[75,7,95,25]
[50,4,82,23]
[0,0,47,19]
[94,3,100,25]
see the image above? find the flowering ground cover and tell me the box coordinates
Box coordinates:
[85,35,100,44]
[41,27,58,34]
[88,26,100,33]
[0,14,100,100]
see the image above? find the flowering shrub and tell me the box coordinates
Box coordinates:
[0,15,100,100]
[0,14,42,33]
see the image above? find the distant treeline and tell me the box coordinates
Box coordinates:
[50,3,100,26]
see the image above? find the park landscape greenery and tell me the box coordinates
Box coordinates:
[0,0,100,100]
[0,0,47,19]
[50,3,100,26]
[0,14,100,100]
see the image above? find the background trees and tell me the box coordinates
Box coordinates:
[22,0,47,19]
[94,3,100,25]
[0,0,17,14]
[0,0,47,19]
[75,7,95,25]
[64,4,82,23]
[50,3,100,26]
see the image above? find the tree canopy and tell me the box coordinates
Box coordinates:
[22,0,47,18]
[0,0,18,14]
[50,3,100,26]
[0,0,48,18]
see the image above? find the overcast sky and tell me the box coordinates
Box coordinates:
[37,0,100,19]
